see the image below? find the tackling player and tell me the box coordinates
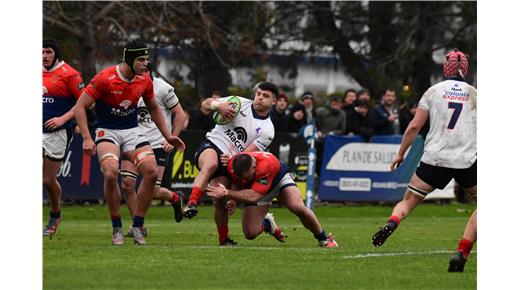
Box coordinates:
[371,49,477,272]
[121,66,186,236]
[183,82,278,245]
[206,152,338,248]
[75,40,185,245]
[42,38,84,236]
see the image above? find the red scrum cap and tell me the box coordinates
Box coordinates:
[443,49,469,79]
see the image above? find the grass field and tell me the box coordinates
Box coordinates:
[43,203,476,290]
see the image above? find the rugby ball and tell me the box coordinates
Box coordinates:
[213,96,241,125]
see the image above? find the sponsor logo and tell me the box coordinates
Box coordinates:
[42,86,48,94]
[339,177,371,191]
[42,96,54,103]
[111,90,123,95]
[326,143,406,172]
[97,130,105,138]
[240,111,247,117]
[257,177,268,185]
[108,74,116,81]
[77,82,85,90]
[137,107,151,123]
[119,100,132,109]
[57,151,72,178]
[224,127,248,152]
[442,90,470,101]
[255,127,262,134]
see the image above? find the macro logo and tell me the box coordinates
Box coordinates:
[223,127,248,152]
[119,100,132,110]
[137,107,150,124]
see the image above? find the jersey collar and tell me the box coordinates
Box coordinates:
[42,61,64,72]
[446,76,467,83]
[116,64,136,83]
[251,105,269,120]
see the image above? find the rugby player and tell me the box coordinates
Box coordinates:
[75,40,185,245]
[206,152,338,248]
[371,49,477,272]
[42,38,84,236]
[121,65,186,236]
[183,82,278,245]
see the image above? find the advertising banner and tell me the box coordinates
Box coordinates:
[317,135,424,202]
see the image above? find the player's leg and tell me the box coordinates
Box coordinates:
[42,129,71,236]
[185,146,220,218]
[96,141,123,245]
[127,144,158,245]
[241,204,271,240]
[372,173,433,247]
[120,159,140,237]
[278,185,337,247]
[151,148,183,223]
[210,176,236,245]
[42,157,63,236]
[449,162,477,272]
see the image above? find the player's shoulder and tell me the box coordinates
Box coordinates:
[60,62,81,76]
[153,77,174,91]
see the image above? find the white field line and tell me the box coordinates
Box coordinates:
[343,250,477,259]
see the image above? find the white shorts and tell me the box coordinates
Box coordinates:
[257,173,297,206]
[95,127,150,154]
[43,129,72,161]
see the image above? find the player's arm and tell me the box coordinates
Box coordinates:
[200,97,236,119]
[144,97,185,151]
[390,107,429,170]
[170,103,185,137]
[75,92,96,155]
[206,184,264,204]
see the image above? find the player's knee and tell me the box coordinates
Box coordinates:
[243,229,259,240]
[141,166,159,182]
[42,174,57,187]
[201,161,218,174]
[102,167,119,183]
[121,177,136,193]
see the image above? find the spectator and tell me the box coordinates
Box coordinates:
[288,91,319,133]
[347,99,374,141]
[398,100,430,138]
[371,89,400,135]
[357,88,371,103]
[316,95,346,135]
[187,91,221,131]
[342,89,357,116]
[269,91,289,132]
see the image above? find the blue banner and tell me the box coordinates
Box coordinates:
[317,135,424,202]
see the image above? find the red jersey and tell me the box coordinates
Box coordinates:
[228,152,287,195]
[42,61,84,132]
[84,65,154,129]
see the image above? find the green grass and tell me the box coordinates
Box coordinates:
[43,203,476,290]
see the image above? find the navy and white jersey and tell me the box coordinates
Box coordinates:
[418,79,477,169]
[137,77,180,148]
[206,96,275,156]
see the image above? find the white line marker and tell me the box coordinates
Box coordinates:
[343,250,478,259]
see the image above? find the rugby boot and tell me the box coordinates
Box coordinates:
[219,237,238,246]
[184,203,198,219]
[43,217,62,237]
[372,221,398,247]
[112,227,124,246]
[319,233,339,248]
[172,191,185,223]
[448,251,467,272]
[126,225,147,238]
[263,212,287,243]
[131,227,147,245]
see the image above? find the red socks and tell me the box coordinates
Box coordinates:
[188,186,203,205]
[217,225,229,243]
[457,239,473,259]
[388,215,401,225]
[170,191,179,204]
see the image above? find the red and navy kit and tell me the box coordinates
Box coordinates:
[228,152,288,195]
[42,62,84,132]
[84,65,154,129]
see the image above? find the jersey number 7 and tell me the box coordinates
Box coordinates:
[447,102,463,129]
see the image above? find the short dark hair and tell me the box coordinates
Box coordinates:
[257,82,279,98]
[357,89,369,97]
[232,154,253,178]
[344,89,356,97]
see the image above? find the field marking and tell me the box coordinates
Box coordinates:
[343,250,477,259]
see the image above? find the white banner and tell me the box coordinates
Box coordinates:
[325,143,409,172]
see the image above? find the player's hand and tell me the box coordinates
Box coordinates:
[218,101,237,120]
[220,154,231,166]
[390,154,404,171]
[166,135,185,151]
[82,138,96,156]
[161,140,174,153]
[225,199,237,215]
[206,183,227,199]
[44,117,66,130]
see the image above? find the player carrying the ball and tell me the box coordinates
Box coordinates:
[184,82,278,245]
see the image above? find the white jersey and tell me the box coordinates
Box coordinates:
[137,77,179,148]
[418,79,477,168]
[206,96,275,156]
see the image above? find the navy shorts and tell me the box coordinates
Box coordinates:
[415,160,477,190]
[194,139,229,180]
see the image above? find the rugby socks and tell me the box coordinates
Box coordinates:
[132,215,145,228]
[217,225,229,243]
[170,191,180,204]
[50,209,61,219]
[314,229,327,242]
[111,215,122,228]
[188,186,203,205]
[457,239,473,259]
[387,215,401,229]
